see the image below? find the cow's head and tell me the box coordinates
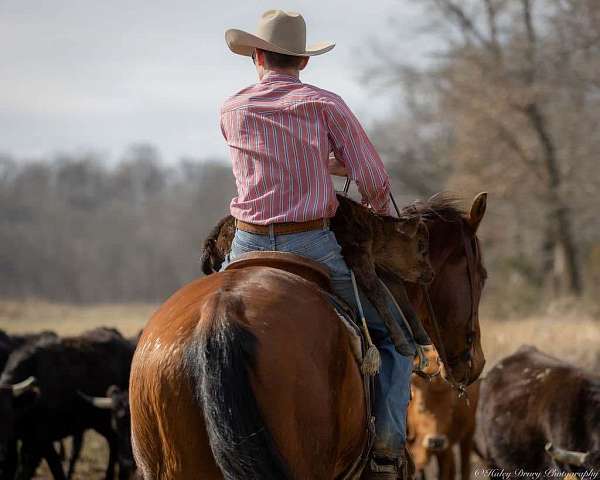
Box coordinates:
[379,215,434,285]
[406,375,456,470]
[79,385,135,479]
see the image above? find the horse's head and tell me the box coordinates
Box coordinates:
[410,192,488,386]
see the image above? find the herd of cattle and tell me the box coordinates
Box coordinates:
[0,326,597,480]
[0,327,137,480]
[408,345,600,479]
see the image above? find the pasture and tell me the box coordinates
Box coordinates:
[0,299,597,479]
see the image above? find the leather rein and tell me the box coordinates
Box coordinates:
[347,184,480,398]
[422,222,480,399]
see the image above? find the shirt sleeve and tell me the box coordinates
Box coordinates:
[323,95,391,215]
[219,109,228,141]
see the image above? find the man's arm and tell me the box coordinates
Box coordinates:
[323,95,390,214]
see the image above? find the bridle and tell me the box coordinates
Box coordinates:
[422,221,480,400]
[350,186,481,398]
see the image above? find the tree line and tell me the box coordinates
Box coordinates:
[1,0,599,312]
[0,145,235,303]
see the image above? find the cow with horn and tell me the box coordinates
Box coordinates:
[77,386,135,479]
[0,327,134,480]
[476,345,600,474]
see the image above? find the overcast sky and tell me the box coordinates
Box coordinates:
[1,0,434,164]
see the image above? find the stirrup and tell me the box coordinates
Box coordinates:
[363,455,401,480]
[363,449,412,480]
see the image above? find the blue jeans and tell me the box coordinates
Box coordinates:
[221,226,414,453]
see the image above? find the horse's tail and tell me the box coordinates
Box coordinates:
[185,290,291,480]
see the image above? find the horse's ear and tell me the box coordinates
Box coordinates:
[468,192,487,232]
[395,216,420,238]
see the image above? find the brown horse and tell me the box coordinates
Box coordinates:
[129,193,487,479]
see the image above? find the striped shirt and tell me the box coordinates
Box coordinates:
[220,71,390,225]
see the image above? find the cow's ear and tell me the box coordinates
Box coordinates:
[395,216,419,238]
[468,192,487,232]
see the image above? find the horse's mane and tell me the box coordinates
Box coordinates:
[401,193,466,224]
[336,192,466,223]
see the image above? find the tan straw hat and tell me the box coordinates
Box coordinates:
[225,10,335,57]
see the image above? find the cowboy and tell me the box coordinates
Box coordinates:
[220,10,433,479]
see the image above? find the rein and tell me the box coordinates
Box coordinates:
[386,191,472,394]
[344,183,480,399]
[422,222,479,400]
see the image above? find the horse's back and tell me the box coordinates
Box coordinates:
[130,267,366,479]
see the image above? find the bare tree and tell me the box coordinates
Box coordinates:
[369,0,600,296]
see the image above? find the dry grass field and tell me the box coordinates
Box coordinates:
[0,299,598,478]
[0,300,156,338]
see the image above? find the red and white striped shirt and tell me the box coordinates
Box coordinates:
[220,72,390,225]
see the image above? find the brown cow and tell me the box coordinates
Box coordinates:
[407,374,480,480]
[475,345,600,473]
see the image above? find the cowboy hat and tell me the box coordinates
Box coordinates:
[225,10,335,57]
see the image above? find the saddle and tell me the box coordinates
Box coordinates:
[224,251,332,291]
[224,251,375,480]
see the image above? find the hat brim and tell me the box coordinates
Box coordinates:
[225,29,335,57]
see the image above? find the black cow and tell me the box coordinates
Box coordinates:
[77,385,134,479]
[0,327,134,479]
[476,345,600,475]
[66,329,142,479]
[0,330,58,372]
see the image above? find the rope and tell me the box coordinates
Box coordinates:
[350,270,380,376]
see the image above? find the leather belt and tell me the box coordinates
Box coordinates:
[235,218,329,235]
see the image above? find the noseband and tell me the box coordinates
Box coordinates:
[422,222,479,399]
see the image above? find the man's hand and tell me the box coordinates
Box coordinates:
[328,153,348,177]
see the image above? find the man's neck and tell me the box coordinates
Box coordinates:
[259,68,300,81]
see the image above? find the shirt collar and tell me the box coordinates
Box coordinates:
[259,71,302,84]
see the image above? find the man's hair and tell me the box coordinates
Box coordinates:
[260,49,306,69]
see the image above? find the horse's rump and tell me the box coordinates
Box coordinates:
[130,267,367,479]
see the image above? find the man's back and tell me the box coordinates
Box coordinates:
[221,72,390,224]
